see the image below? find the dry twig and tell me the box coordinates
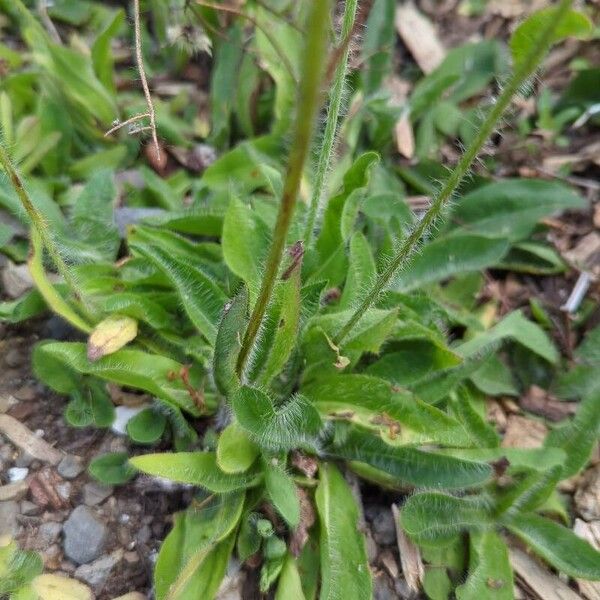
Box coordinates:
[105,0,160,159]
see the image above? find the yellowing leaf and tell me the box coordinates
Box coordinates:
[31,574,93,600]
[87,314,138,361]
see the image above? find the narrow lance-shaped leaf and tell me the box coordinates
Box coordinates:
[494,466,562,517]
[446,179,586,242]
[455,531,514,600]
[250,242,303,386]
[339,232,376,310]
[264,459,301,528]
[154,492,244,600]
[130,452,260,493]
[543,391,600,478]
[503,512,600,580]
[400,492,493,546]
[222,197,271,299]
[456,310,558,364]
[131,242,226,345]
[275,554,306,600]
[392,234,510,293]
[213,287,248,397]
[303,374,474,447]
[329,427,493,489]
[315,463,372,600]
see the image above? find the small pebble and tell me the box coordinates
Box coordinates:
[57,455,85,480]
[0,501,19,536]
[4,348,23,368]
[20,500,41,516]
[56,482,72,501]
[13,385,36,401]
[7,467,28,482]
[15,451,35,468]
[83,482,114,506]
[37,521,62,548]
[63,506,108,564]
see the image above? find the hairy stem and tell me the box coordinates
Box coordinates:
[334,0,575,345]
[236,0,332,377]
[0,144,83,306]
[303,0,359,247]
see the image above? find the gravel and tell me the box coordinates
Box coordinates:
[0,501,19,536]
[83,482,114,506]
[57,455,85,479]
[74,549,124,591]
[63,506,108,564]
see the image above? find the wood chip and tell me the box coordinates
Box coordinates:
[563,232,600,277]
[0,480,29,501]
[0,394,18,415]
[29,468,69,510]
[573,519,600,600]
[501,415,547,449]
[289,487,316,557]
[395,2,445,74]
[395,113,415,159]
[486,399,508,432]
[0,415,63,465]
[574,465,600,521]
[392,503,423,594]
[509,548,581,600]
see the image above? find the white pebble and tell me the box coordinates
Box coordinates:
[111,405,148,435]
[8,467,28,482]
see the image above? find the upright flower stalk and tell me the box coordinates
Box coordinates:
[334,0,575,346]
[303,0,359,247]
[0,143,83,308]
[236,0,332,377]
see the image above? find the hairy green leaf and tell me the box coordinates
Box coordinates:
[222,197,271,298]
[455,531,513,600]
[213,287,248,396]
[447,179,585,242]
[154,492,244,600]
[89,452,137,485]
[275,554,306,600]
[264,460,301,528]
[401,492,493,545]
[130,452,259,493]
[250,244,303,386]
[330,428,492,489]
[457,310,558,364]
[511,7,592,69]
[216,422,259,474]
[504,512,600,580]
[127,408,167,445]
[131,242,226,345]
[33,342,202,416]
[316,463,372,600]
[304,374,473,447]
[231,386,323,451]
[544,391,600,478]
[394,234,509,293]
[339,233,376,310]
